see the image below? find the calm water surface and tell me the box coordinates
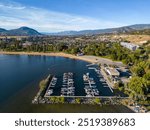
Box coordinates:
[0,54,113,112]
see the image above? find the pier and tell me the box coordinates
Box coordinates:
[86,63,95,67]
[92,67,114,93]
[100,67,114,93]
[61,72,75,96]
[83,73,100,97]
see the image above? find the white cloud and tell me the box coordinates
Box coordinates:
[0,0,124,32]
[0,0,25,9]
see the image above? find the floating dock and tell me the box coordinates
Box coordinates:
[83,73,100,97]
[61,72,75,96]
[88,66,114,93]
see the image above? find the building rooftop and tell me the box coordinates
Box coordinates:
[120,42,139,51]
[105,67,120,76]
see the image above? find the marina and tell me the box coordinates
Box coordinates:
[41,65,114,99]
[41,65,115,100]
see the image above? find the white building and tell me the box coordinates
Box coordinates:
[104,67,120,77]
[120,42,139,51]
[22,42,32,47]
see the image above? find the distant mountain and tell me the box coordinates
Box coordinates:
[50,24,150,36]
[0,28,7,33]
[0,27,41,36]
[1,24,150,36]
[128,24,150,30]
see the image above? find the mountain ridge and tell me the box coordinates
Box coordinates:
[0,24,150,36]
[50,24,150,36]
[0,26,41,36]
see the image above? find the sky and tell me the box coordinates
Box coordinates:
[0,0,150,32]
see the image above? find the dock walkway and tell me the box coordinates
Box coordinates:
[100,67,114,93]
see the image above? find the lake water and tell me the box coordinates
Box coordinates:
[0,54,113,112]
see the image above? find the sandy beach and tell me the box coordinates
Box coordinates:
[0,51,94,63]
[0,51,124,66]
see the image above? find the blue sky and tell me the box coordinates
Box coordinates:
[0,0,150,32]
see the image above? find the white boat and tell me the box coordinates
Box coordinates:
[100,79,105,82]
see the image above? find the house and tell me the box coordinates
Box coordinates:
[76,53,84,56]
[120,42,139,51]
[22,42,32,47]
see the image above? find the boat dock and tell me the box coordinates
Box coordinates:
[100,68,114,93]
[61,72,75,96]
[83,73,100,97]
[86,63,95,67]
[89,67,114,93]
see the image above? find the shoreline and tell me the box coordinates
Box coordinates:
[0,51,124,66]
[0,51,94,63]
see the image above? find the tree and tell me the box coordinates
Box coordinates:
[50,97,56,103]
[95,49,100,56]
[59,97,65,103]
[93,98,101,104]
[75,98,81,104]
[144,72,150,80]
[131,65,145,77]
[70,48,79,54]
[114,81,124,89]
[128,77,148,99]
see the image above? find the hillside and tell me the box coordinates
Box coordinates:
[128,24,150,30]
[129,29,150,35]
[0,28,7,33]
[110,34,150,45]
[51,24,150,36]
[0,27,41,36]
